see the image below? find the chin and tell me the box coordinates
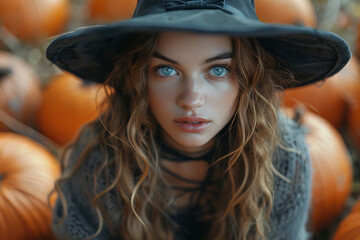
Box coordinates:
[175,135,213,148]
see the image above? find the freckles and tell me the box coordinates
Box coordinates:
[210,83,238,115]
[149,86,174,112]
[152,87,173,101]
[213,81,238,101]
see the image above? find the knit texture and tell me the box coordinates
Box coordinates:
[52,114,312,240]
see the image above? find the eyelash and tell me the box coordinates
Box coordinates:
[153,64,174,73]
[152,64,231,77]
[211,64,231,72]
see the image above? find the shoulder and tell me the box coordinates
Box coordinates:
[273,112,311,181]
[53,125,119,239]
[276,111,308,151]
[59,124,110,204]
[64,124,104,172]
[268,113,312,239]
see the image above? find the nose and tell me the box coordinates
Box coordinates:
[177,76,205,111]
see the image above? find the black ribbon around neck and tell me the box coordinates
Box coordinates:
[160,143,215,164]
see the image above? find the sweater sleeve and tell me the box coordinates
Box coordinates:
[268,115,312,240]
[52,128,118,240]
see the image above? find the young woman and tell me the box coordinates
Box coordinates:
[47,0,351,239]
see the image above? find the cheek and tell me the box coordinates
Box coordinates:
[148,84,174,119]
[227,89,239,114]
[213,82,239,116]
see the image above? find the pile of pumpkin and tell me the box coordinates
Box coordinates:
[257,0,360,238]
[0,0,359,239]
[261,0,360,238]
[0,0,112,239]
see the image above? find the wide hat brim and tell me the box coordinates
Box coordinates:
[46,9,351,88]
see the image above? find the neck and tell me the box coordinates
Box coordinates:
[161,132,215,159]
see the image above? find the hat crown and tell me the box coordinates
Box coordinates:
[133,0,258,19]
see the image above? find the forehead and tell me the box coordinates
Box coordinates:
[155,32,232,56]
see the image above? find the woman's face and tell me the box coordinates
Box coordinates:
[148,32,239,154]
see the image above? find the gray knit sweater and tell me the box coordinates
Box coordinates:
[52,115,312,240]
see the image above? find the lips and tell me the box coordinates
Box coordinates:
[174,117,211,133]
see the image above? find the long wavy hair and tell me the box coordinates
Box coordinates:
[52,32,296,240]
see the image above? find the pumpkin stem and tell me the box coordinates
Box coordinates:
[293,104,306,125]
[0,173,4,183]
[0,67,12,80]
[353,182,360,193]
[82,79,96,86]
[0,108,62,158]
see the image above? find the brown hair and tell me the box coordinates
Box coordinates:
[52,32,295,240]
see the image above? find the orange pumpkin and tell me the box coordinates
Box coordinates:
[0,0,70,41]
[352,200,360,213]
[349,100,360,147]
[0,51,41,131]
[283,107,353,232]
[283,80,345,128]
[332,212,360,240]
[356,23,360,59]
[87,0,137,22]
[347,72,360,147]
[37,73,107,146]
[330,56,360,112]
[255,0,317,27]
[283,56,360,129]
[0,132,60,239]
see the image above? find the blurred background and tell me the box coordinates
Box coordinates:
[0,0,359,239]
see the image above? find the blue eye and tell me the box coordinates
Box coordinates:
[156,66,177,76]
[209,66,228,77]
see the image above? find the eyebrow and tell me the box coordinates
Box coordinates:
[153,51,233,65]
